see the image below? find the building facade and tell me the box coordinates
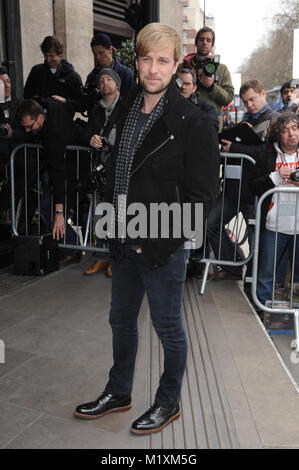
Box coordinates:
[180,0,215,57]
[0,0,214,102]
[0,0,135,101]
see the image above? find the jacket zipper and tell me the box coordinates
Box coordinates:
[120,134,174,243]
[130,134,174,177]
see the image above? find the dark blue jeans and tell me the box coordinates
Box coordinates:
[105,245,189,407]
[258,229,299,304]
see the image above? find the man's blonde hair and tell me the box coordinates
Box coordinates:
[136,23,181,63]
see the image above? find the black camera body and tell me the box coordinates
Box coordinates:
[290,169,299,182]
[0,107,9,137]
[84,83,102,114]
[195,55,220,78]
[183,53,220,82]
[76,137,112,197]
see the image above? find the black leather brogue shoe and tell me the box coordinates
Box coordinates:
[131,403,180,434]
[74,392,132,420]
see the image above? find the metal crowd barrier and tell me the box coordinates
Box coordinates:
[251,186,299,353]
[199,152,256,295]
[10,143,108,255]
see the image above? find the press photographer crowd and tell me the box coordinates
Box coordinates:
[0,26,299,308]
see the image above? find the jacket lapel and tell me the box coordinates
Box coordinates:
[130,117,171,174]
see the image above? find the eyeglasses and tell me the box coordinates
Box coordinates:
[22,119,37,131]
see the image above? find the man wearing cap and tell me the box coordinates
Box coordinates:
[84,33,135,115]
[79,69,124,278]
[281,79,299,112]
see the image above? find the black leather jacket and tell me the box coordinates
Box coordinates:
[105,78,220,268]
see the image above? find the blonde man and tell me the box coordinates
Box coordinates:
[75,23,219,435]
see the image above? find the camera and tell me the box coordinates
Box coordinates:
[76,137,112,196]
[0,108,9,137]
[183,53,220,81]
[290,169,299,182]
[84,83,102,108]
[76,163,107,196]
[0,123,9,137]
[85,166,107,194]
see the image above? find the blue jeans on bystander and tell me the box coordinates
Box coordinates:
[257,229,299,304]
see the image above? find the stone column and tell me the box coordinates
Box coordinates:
[20,0,94,85]
[19,0,53,83]
[54,0,94,84]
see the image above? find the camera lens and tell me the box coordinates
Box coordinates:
[0,125,8,137]
[205,63,217,75]
[290,169,299,182]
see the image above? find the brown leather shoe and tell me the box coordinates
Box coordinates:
[106,263,112,278]
[84,260,109,276]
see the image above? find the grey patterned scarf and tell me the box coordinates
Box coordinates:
[111,90,166,240]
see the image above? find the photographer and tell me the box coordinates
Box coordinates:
[249,112,299,306]
[0,67,14,146]
[281,79,299,113]
[0,67,17,211]
[6,98,78,242]
[24,36,84,115]
[79,69,124,278]
[177,68,219,132]
[184,27,234,132]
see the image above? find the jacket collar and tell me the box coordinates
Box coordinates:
[127,78,181,175]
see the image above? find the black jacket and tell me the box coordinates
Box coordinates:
[189,93,219,132]
[24,60,84,114]
[230,107,279,160]
[0,99,19,161]
[105,78,220,269]
[11,99,78,204]
[249,143,279,232]
[226,106,279,203]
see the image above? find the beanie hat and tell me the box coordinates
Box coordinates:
[281,79,299,95]
[91,33,113,49]
[96,68,121,90]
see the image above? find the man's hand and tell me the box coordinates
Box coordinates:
[221,139,232,152]
[52,213,65,240]
[279,166,292,179]
[90,134,103,149]
[198,70,215,89]
[52,95,67,103]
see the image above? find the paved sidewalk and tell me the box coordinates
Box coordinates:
[0,258,299,449]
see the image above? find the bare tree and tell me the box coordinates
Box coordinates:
[239,0,299,89]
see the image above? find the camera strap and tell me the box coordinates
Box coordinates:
[279,149,299,167]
